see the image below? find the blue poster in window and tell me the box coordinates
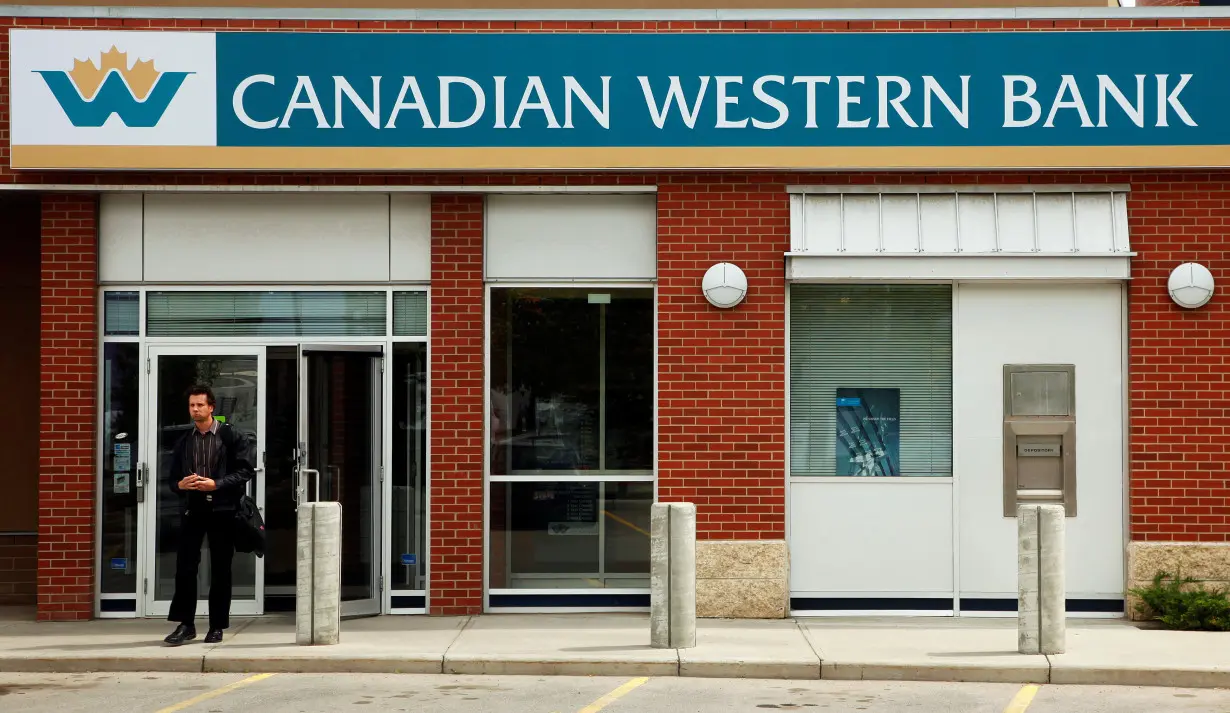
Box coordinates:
[836,388,901,477]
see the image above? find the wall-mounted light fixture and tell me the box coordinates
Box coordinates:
[702,263,748,309]
[1167,262,1215,309]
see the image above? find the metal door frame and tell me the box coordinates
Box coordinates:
[297,343,384,618]
[141,344,268,618]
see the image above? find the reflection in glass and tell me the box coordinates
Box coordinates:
[154,355,259,602]
[489,288,653,476]
[262,348,299,609]
[391,344,428,591]
[489,481,652,589]
[100,343,139,593]
[305,352,379,602]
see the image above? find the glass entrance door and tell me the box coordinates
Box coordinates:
[297,346,383,617]
[144,346,266,618]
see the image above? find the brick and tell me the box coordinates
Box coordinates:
[37,195,96,621]
[428,195,484,615]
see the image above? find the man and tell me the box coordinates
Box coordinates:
[164,384,254,646]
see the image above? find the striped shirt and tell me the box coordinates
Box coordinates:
[192,418,220,501]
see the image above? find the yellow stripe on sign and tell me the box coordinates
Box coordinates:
[577,676,650,713]
[154,672,277,713]
[1003,684,1041,713]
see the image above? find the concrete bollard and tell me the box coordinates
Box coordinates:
[650,502,696,649]
[1018,503,1065,655]
[295,502,314,645]
[296,501,342,646]
[1038,504,1066,655]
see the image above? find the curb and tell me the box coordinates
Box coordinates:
[0,657,206,674]
[1048,665,1230,689]
[4,655,1230,688]
[443,658,679,677]
[820,662,1050,685]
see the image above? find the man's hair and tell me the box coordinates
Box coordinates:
[187,384,216,407]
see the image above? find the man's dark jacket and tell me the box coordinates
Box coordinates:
[168,422,255,513]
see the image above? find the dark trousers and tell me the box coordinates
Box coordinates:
[168,509,234,630]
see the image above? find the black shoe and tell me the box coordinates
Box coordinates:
[163,624,196,646]
[204,628,224,644]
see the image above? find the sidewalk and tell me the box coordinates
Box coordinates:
[1,612,1229,688]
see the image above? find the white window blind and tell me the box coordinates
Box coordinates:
[103,292,139,336]
[790,284,953,478]
[393,291,428,337]
[146,291,386,337]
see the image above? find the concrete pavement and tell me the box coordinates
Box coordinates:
[2,612,1230,688]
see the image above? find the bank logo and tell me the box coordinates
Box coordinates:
[36,46,190,128]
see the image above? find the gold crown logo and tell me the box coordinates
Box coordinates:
[68,46,161,101]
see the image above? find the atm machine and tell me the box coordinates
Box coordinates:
[1003,364,1077,517]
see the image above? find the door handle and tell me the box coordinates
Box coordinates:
[297,468,320,510]
[136,463,146,504]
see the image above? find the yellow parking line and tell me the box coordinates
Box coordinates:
[1003,684,1041,713]
[154,672,276,713]
[577,676,650,713]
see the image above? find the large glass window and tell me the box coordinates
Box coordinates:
[100,343,140,594]
[489,288,653,476]
[489,287,654,590]
[489,481,653,589]
[391,343,428,591]
[790,284,953,478]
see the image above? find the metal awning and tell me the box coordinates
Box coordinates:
[786,185,1132,282]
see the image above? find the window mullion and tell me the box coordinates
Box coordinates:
[599,302,607,474]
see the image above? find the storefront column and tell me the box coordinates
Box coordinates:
[428,194,485,616]
[38,193,98,622]
[656,178,790,618]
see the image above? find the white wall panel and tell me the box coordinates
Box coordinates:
[957,194,997,253]
[840,195,880,252]
[802,194,841,253]
[142,193,392,283]
[956,283,1125,599]
[390,194,431,283]
[881,194,920,253]
[789,480,954,595]
[996,194,1036,253]
[485,194,656,280]
[919,195,959,253]
[99,193,143,283]
[1035,194,1077,253]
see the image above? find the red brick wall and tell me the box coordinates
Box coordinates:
[0,534,37,606]
[1126,174,1230,542]
[429,195,485,615]
[657,178,788,539]
[39,194,97,622]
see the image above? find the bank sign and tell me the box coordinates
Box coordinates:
[8,28,1230,170]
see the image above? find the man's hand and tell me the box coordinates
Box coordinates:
[196,478,217,492]
[178,475,198,490]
